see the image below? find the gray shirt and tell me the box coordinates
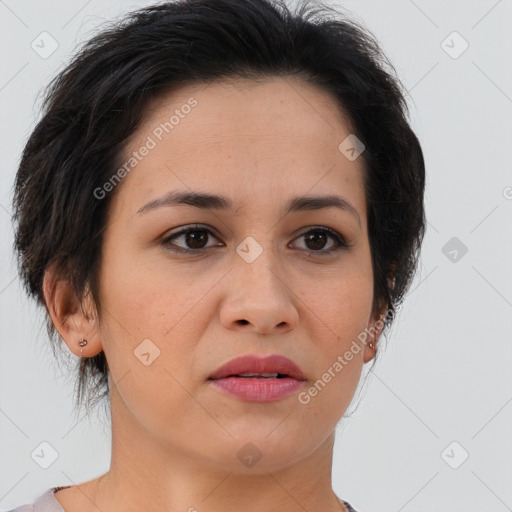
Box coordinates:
[5,488,65,512]
[6,486,359,512]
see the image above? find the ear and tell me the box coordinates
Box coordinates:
[363,263,397,362]
[363,300,395,365]
[42,262,103,358]
[362,305,388,363]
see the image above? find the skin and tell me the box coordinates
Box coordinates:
[43,76,387,512]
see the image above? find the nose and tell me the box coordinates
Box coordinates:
[219,250,299,335]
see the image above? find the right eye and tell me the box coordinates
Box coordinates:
[161,225,223,254]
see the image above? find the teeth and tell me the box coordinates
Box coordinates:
[237,372,279,378]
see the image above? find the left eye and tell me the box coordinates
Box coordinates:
[161,225,348,255]
[291,227,348,253]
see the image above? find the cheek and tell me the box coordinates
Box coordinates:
[97,254,206,421]
[100,245,215,336]
[297,256,374,336]
[295,261,373,410]
[294,276,372,424]
[97,252,225,403]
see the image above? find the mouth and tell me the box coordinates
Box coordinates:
[226,372,289,378]
[208,354,306,402]
[208,354,306,381]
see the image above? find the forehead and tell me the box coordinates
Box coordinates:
[111,76,366,219]
[139,76,353,144]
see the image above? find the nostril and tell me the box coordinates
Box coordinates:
[237,319,249,325]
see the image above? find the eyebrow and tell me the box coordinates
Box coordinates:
[137,190,361,227]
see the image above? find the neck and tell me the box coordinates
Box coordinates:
[85,390,345,512]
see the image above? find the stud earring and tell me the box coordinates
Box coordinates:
[78,338,87,356]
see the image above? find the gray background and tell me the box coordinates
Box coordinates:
[1,1,511,511]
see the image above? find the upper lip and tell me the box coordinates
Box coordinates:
[209,354,306,380]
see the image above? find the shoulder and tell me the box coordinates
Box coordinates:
[3,487,64,512]
[3,506,33,512]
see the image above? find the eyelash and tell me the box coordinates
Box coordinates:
[161,224,350,256]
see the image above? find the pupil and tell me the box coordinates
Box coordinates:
[306,231,326,250]
[186,230,208,249]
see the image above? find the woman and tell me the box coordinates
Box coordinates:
[9,0,425,510]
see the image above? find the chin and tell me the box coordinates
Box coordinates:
[197,429,318,475]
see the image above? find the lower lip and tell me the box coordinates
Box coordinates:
[209,377,305,402]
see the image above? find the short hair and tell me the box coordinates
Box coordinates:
[12,0,426,416]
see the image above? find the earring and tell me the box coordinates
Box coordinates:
[78,338,87,356]
[369,340,375,350]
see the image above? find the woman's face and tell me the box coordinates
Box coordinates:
[96,76,379,472]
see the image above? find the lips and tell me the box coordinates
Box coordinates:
[208,354,306,381]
